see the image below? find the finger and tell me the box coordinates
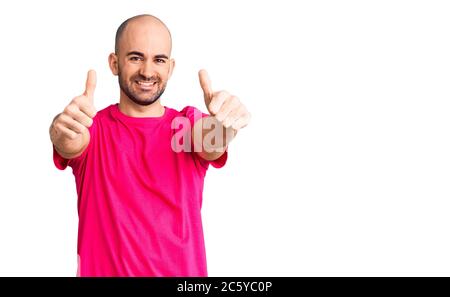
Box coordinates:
[54,122,79,140]
[58,114,88,134]
[209,91,230,115]
[198,69,213,100]
[73,96,97,118]
[215,96,240,122]
[230,108,251,130]
[78,101,97,118]
[84,69,97,100]
[64,104,94,128]
[222,105,244,128]
[231,112,251,130]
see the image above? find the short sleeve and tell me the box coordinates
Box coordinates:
[180,106,228,170]
[53,145,69,170]
[52,144,89,171]
[208,150,228,169]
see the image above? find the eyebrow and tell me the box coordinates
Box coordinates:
[154,54,169,60]
[126,51,169,60]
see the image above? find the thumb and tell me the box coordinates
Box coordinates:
[198,69,213,104]
[84,69,97,100]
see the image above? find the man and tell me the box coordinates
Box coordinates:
[49,14,250,276]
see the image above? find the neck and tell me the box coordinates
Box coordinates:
[118,95,165,118]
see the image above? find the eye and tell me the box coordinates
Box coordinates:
[155,59,166,63]
[130,56,143,61]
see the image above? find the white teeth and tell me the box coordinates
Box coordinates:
[137,81,156,86]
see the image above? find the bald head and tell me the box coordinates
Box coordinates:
[115,14,172,55]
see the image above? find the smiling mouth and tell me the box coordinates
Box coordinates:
[136,80,157,90]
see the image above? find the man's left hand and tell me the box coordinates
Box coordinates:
[198,69,251,131]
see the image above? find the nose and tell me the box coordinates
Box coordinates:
[139,60,156,79]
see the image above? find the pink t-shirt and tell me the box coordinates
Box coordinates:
[53,104,227,277]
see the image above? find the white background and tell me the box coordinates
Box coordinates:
[0,0,449,276]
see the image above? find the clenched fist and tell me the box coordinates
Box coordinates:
[50,70,97,158]
[198,69,251,131]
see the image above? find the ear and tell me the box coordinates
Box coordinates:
[108,53,119,75]
[167,58,176,79]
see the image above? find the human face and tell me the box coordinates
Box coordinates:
[109,20,174,106]
[117,51,170,106]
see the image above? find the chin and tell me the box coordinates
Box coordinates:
[131,97,159,106]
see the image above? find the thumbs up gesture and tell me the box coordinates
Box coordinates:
[198,69,251,131]
[52,70,97,140]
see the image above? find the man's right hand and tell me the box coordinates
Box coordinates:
[50,70,97,159]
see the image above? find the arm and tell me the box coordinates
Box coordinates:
[49,70,97,160]
[194,69,251,161]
